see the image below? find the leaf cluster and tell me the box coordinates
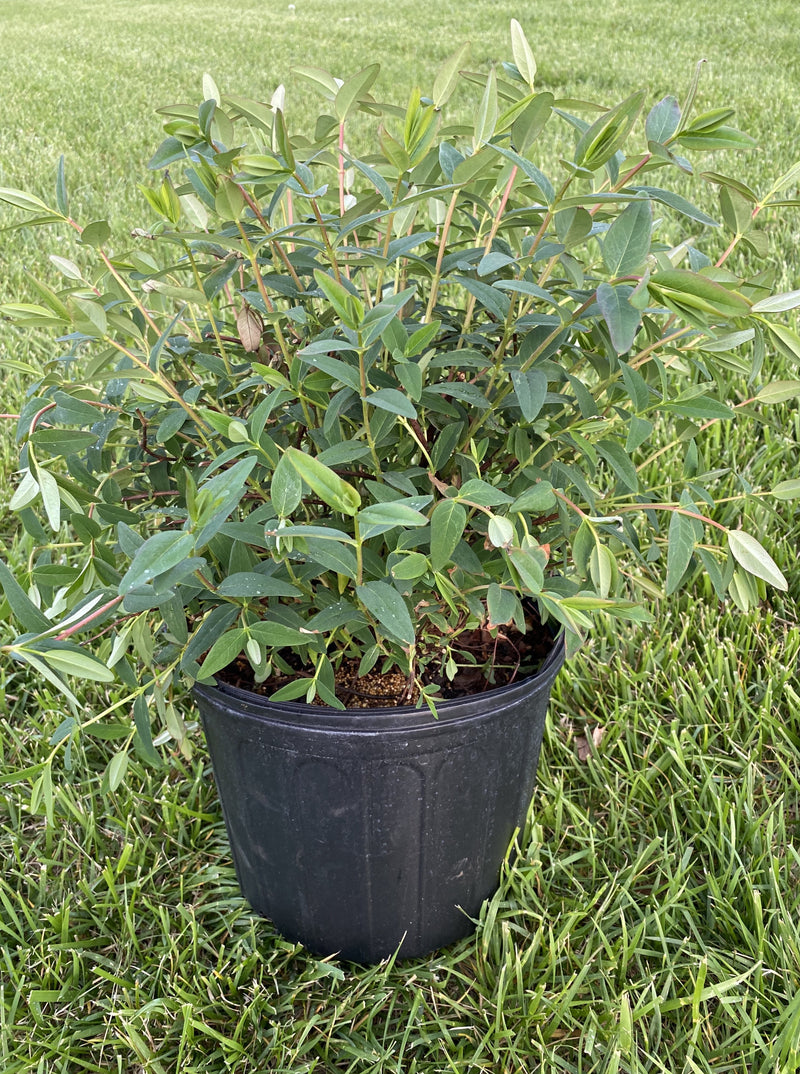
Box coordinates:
[0,23,797,722]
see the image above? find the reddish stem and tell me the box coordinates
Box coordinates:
[54,596,124,641]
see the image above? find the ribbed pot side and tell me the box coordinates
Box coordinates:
[193,632,565,963]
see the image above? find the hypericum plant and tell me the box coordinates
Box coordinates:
[1,23,797,748]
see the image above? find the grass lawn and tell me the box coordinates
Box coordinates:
[1,0,799,1070]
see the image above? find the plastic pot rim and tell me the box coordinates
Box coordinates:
[192,629,565,734]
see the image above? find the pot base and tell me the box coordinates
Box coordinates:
[194,633,564,963]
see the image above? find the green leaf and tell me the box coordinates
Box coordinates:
[596,283,641,354]
[602,200,652,277]
[489,144,554,202]
[432,43,470,109]
[473,67,498,148]
[79,220,111,248]
[632,186,719,228]
[118,531,196,594]
[0,302,64,328]
[9,470,39,512]
[666,510,696,595]
[199,628,248,678]
[595,441,638,492]
[194,456,257,549]
[488,515,514,547]
[52,391,101,425]
[216,574,301,598]
[510,91,554,155]
[361,287,416,347]
[755,380,800,404]
[365,387,418,419]
[645,96,680,144]
[453,276,509,321]
[290,66,339,100]
[764,322,800,365]
[676,127,756,151]
[356,581,415,646]
[0,560,52,633]
[42,648,115,683]
[30,429,97,454]
[313,269,364,329]
[70,296,108,336]
[0,187,52,213]
[249,621,320,647]
[720,186,753,235]
[285,447,361,515]
[458,479,514,508]
[751,290,800,313]
[133,695,160,766]
[270,452,304,516]
[391,552,429,580]
[36,466,61,531]
[727,530,787,590]
[303,538,359,580]
[431,423,463,473]
[508,546,546,594]
[486,583,517,627]
[771,479,800,501]
[405,321,440,358]
[357,502,429,530]
[335,63,380,123]
[575,91,645,170]
[649,270,751,319]
[509,482,556,515]
[660,396,734,421]
[106,751,129,792]
[275,525,356,544]
[430,499,467,570]
[510,19,536,88]
[55,156,69,215]
[510,369,547,422]
[589,542,618,599]
[298,349,362,393]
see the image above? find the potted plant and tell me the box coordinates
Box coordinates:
[0,22,796,961]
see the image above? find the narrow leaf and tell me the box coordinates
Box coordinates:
[430,499,467,570]
[285,447,361,515]
[0,560,52,633]
[432,43,470,109]
[755,380,800,404]
[666,510,696,595]
[596,283,641,354]
[216,574,301,598]
[727,530,787,590]
[602,200,652,276]
[42,648,115,683]
[751,290,800,313]
[771,479,800,501]
[510,20,536,88]
[118,531,196,594]
[473,67,498,148]
[356,581,415,646]
[365,388,418,419]
[335,64,380,122]
[199,628,248,678]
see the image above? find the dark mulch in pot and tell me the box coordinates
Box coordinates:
[214,610,555,709]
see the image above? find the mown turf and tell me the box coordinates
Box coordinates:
[1,0,800,1071]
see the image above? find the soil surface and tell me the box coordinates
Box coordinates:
[215,611,555,709]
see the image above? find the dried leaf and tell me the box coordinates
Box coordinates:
[236,305,262,352]
[576,725,605,762]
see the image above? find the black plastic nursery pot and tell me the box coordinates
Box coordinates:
[193,632,565,964]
